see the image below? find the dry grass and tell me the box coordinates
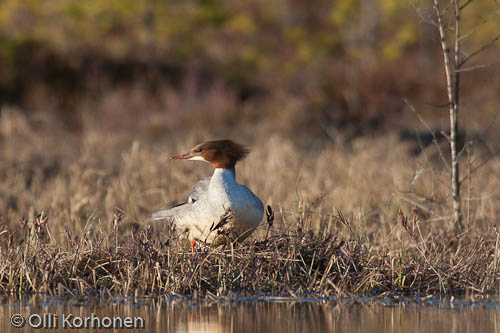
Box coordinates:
[0,107,499,296]
[0,208,498,297]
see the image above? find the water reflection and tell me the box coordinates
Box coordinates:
[0,295,498,332]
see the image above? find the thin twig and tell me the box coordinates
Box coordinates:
[460,32,500,66]
[456,63,496,72]
[458,10,498,42]
[404,99,450,171]
[459,149,500,184]
[480,109,500,139]
[459,0,474,11]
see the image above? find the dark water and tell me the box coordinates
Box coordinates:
[1,295,499,332]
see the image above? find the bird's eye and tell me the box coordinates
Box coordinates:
[194,148,202,153]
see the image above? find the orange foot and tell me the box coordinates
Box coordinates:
[190,239,196,254]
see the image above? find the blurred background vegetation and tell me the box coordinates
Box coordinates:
[0,0,498,135]
[0,0,499,237]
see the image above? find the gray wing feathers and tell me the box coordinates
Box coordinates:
[188,177,210,203]
[152,177,210,221]
[152,203,191,221]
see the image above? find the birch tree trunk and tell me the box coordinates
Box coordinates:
[432,0,463,230]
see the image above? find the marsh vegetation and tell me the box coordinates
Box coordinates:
[0,108,499,296]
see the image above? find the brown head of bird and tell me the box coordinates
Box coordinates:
[171,140,251,169]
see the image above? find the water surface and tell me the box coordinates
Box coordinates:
[1,295,498,332]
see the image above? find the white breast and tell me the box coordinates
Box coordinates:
[194,168,264,241]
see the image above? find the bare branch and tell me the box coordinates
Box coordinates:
[440,130,450,143]
[413,5,438,26]
[404,99,450,171]
[414,129,453,192]
[442,0,455,15]
[456,63,496,72]
[459,0,474,11]
[458,13,495,42]
[456,137,468,160]
[459,110,500,183]
[413,130,453,193]
[422,102,451,108]
[460,32,500,66]
[480,109,500,138]
[459,149,500,184]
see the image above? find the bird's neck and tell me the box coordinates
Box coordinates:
[211,168,236,182]
[208,168,238,203]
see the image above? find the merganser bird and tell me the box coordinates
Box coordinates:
[152,140,264,250]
